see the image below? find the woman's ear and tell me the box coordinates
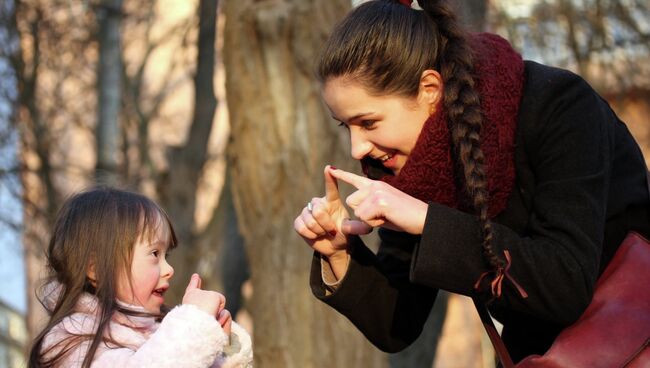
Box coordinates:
[87,260,97,287]
[418,69,443,107]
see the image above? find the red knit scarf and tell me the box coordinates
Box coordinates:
[362,33,524,218]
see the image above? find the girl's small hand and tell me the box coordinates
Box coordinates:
[329,167,428,235]
[218,309,232,336]
[294,166,373,259]
[182,274,226,319]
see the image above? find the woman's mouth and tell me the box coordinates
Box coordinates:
[378,152,399,170]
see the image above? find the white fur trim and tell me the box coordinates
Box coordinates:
[220,322,253,368]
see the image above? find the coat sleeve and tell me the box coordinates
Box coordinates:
[212,322,253,368]
[410,64,634,326]
[91,305,232,368]
[310,234,438,353]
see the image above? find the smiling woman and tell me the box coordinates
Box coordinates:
[322,72,439,175]
[294,0,650,364]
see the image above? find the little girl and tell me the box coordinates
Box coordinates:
[28,187,253,368]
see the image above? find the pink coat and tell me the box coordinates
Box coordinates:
[41,292,253,368]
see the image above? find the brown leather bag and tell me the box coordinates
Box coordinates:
[475,231,650,367]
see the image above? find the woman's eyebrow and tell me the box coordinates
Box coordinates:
[332,112,374,123]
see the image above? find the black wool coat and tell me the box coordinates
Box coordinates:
[309,61,650,362]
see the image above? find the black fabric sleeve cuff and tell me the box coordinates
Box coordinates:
[411,202,490,295]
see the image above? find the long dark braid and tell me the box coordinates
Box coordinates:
[417,0,505,273]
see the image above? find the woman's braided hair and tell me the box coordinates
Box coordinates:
[416,0,504,271]
[317,0,505,273]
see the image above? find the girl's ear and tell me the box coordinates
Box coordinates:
[418,69,443,108]
[87,260,97,287]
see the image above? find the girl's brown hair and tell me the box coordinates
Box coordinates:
[28,187,178,367]
[317,0,504,277]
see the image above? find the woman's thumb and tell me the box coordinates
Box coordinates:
[341,218,373,235]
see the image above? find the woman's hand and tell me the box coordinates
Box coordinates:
[294,166,373,278]
[328,167,428,235]
[182,273,227,321]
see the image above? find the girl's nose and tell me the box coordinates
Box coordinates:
[350,130,372,160]
[162,259,174,279]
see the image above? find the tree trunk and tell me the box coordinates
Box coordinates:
[95,0,124,185]
[224,1,386,366]
[215,169,248,317]
[158,0,219,303]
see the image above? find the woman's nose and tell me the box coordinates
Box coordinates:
[350,130,372,160]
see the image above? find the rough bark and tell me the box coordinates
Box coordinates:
[224,1,386,366]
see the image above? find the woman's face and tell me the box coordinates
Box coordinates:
[322,76,435,175]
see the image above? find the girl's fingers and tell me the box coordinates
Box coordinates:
[218,309,232,336]
[218,309,231,326]
[216,293,226,313]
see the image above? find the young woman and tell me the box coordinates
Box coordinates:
[293,0,650,362]
[29,187,253,367]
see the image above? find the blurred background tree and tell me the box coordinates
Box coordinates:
[1,0,648,367]
[222,1,387,367]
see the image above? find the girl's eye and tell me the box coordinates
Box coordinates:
[337,121,349,129]
[151,250,159,258]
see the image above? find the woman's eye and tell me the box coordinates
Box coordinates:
[360,120,376,129]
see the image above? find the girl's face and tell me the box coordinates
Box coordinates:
[116,218,174,314]
[322,74,440,175]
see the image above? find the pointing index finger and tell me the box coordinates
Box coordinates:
[329,167,373,189]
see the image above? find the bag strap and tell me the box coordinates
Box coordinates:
[475,170,650,367]
[473,297,515,367]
